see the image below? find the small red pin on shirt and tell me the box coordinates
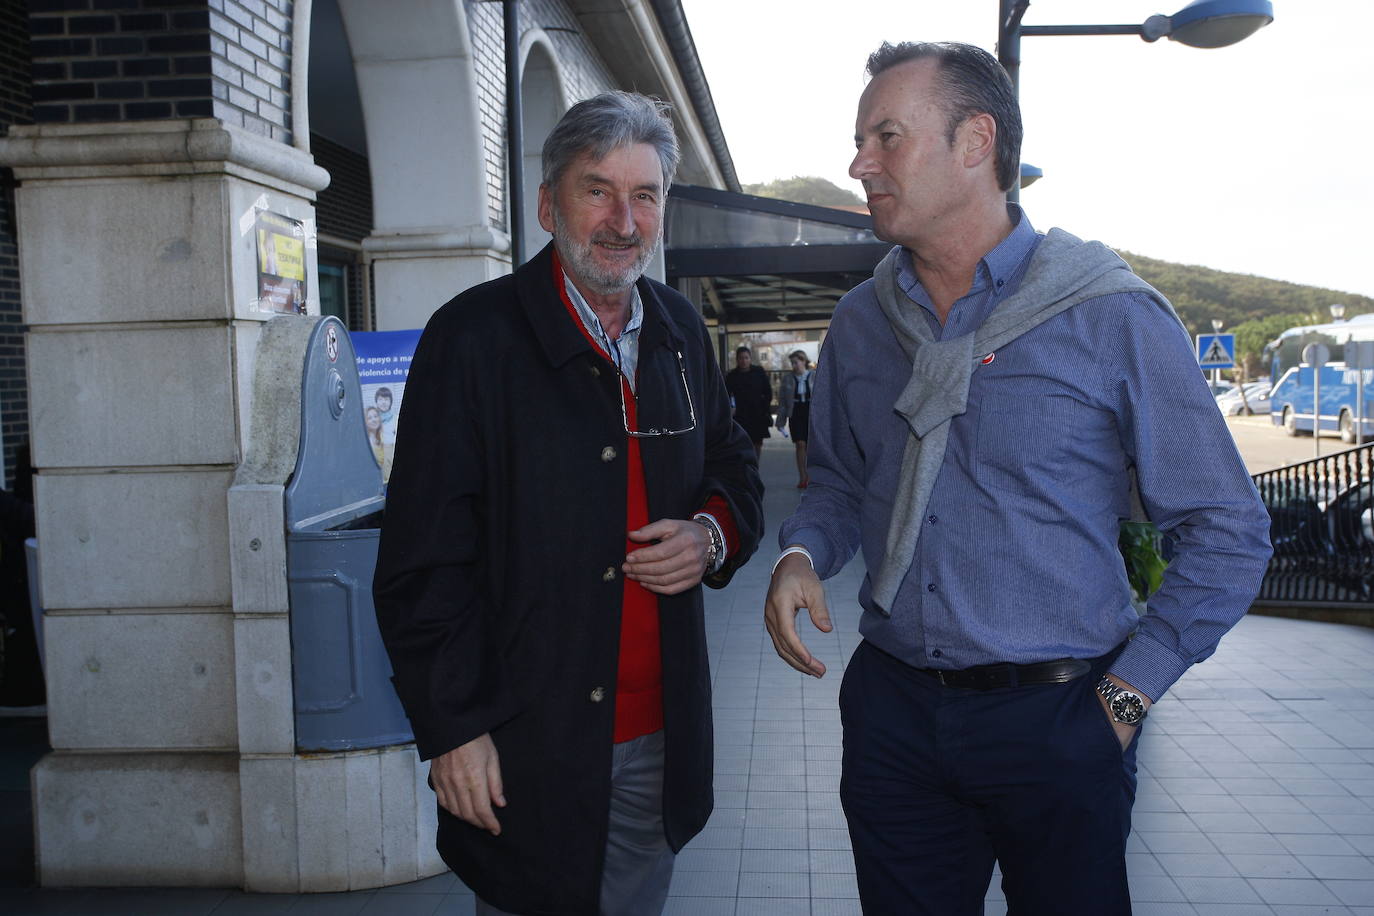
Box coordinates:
[981,352,996,365]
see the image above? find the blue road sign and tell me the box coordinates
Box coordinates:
[1197,333,1235,369]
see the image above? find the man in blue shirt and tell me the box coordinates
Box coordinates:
[764,41,1272,914]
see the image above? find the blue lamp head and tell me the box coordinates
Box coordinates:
[1143,0,1274,48]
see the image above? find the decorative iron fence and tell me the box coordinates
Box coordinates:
[1253,443,1374,604]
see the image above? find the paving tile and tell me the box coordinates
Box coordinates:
[1191,812,1268,834]
[1210,834,1289,855]
[1140,831,1222,854]
[1171,875,1264,904]
[737,872,807,898]
[1327,881,1374,907]
[677,847,743,872]
[378,874,458,895]
[355,894,441,916]
[1297,857,1374,881]
[1175,795,1246,814]
[431,898,475,916]
[1224,854,1311,879]
[747,807,807,829]
[739,849,807,874]
[1130,874,1190,902]
[1187,902,1270,914]
[1253,811,1336,834]
[742,827,807,850]
[1248,878,1343,906]
[663,899,733,916]
[286,893,373,915]
[209,894,297,915]
[668,870,739,897]
[1156,853,1241,878]
[811,901,864,916]
[736,899,809,916]
[810,873,859,898]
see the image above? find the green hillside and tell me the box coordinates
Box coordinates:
[1116,251,1372,379]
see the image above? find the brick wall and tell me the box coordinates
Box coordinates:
[28,0,293,142]
[464,0,616,231]
[1,0,32,490]
[311,130,370,243]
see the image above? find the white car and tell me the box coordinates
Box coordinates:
[1217,382,1273,416]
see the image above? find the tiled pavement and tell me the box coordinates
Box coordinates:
[4,437,1374,914]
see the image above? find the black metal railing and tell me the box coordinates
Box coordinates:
[1253,443,1374,604]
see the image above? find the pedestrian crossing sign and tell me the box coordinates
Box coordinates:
[1197,333,1235,369]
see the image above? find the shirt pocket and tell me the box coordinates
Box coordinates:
[975,392,1087,494]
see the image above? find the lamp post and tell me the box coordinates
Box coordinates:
[998,0,1274,200]
[1331,302,1347,322]
[1211,318,1225,391]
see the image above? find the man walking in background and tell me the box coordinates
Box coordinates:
[376,91,763,916]
[764,42,1271,914]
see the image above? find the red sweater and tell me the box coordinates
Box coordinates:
[552,255,736,742]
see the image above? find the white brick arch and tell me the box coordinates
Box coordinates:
[335,0,502,329]
[519,29,569,260]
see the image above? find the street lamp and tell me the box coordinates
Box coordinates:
[1331,303,1347,321]
[1020,162,1043,188]
[998,0,1274,199]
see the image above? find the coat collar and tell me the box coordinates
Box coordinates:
[516,241,684,369]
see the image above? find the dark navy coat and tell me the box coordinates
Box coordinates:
[374,242,764,915]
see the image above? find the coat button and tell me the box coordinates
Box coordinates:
[590,364,601,378]
[589,687,606,703]
[601,446,617,462]
[602,567,616,582]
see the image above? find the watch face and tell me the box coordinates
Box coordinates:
[1110,691,1146,725]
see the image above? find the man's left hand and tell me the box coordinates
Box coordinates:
[1096,674,1152,751]
[624,519,711,595]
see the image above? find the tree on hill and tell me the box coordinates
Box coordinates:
[743,175,865,208]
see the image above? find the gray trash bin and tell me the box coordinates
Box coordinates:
[284,317,411,752]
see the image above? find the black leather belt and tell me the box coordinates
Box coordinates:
[917,657,1091,690]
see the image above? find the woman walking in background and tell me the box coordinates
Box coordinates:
[775,349,813,488]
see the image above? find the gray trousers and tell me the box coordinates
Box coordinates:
[475,729,675,916]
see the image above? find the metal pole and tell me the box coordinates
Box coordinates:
[503,0,525,268]
[997,0,1026,203]
[1355,336,1366,447]
[1314,368,1322,460]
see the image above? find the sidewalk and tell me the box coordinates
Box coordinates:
[4,438,1374,914]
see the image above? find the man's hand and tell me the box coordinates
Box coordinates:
[430,733,505,835]
[624,518,710,595]
[764,552,832,677]
[1096,674,1152,751]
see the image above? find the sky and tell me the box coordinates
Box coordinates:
[679,0,1374,299]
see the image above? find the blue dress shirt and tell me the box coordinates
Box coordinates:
[780,207,1273,701]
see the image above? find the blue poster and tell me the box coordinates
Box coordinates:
[352,329,421,482]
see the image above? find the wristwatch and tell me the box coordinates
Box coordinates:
[1096,675,1148,727]
[692,515,724,573]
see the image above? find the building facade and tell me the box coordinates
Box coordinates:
[0,0,734,889]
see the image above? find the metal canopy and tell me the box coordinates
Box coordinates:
[665,185,890,325]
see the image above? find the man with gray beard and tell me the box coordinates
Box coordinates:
[374,92,763,916]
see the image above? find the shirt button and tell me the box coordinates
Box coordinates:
[589,687,606,703]
[927,515,938,525]
[927,583,937,592]
[602,567,617,582]
[996,278,1004,288]
[601,446,617,462]
[932,649,943,659]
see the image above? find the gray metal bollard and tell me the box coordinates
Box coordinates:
[283,317,410,751]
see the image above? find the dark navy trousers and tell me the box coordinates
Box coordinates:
[839,640,1139,916]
